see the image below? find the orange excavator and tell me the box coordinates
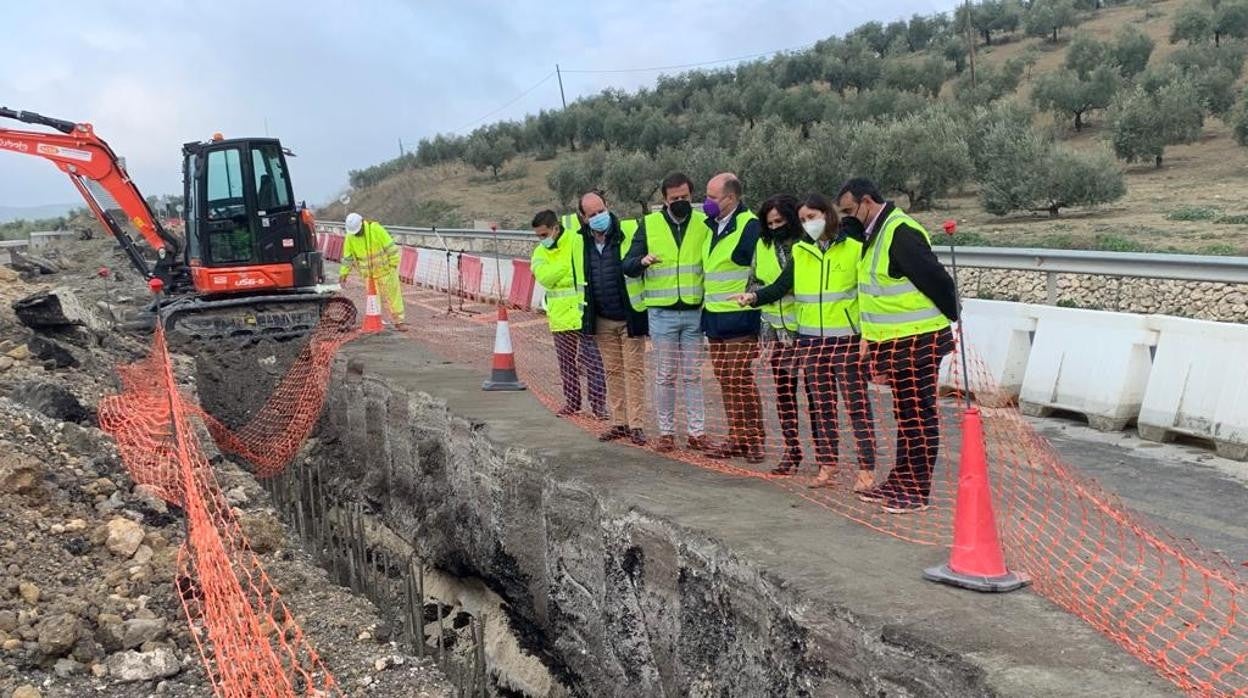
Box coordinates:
[0,107,355,343]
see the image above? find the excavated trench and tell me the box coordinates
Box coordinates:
[195,343,996,697]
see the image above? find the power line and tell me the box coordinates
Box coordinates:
[451,71,556,132]
[408,38,818,143]
[559,41,817,75]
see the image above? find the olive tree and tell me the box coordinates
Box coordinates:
[464,133,516,180]
[1109,81,1204,167]
[1112,25,1155,78]
[1031,65,1119,131]
[603,150,661,215]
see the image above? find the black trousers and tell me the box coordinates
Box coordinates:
[873,327,955,499]
[798,335,878,470]
[553,330,606,414]
[768,340,816,460]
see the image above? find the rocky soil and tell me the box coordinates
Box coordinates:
[0,240,453,697]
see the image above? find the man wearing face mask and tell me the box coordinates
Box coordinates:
[622,172,709,453]
[531,209,607,420]
[835,178,959,515]
[733,194,877,490]
[579,191,650,445]
[700,173,765,464]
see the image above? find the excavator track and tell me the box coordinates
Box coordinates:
[160,292,357,350]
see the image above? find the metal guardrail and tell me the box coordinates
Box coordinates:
[315,222,1248,286]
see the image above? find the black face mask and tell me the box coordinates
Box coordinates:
[667,200,692,221]
[840,216,865,239]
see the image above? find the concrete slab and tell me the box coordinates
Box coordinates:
[339,333,1197,697]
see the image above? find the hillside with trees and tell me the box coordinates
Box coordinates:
[320,0,1248,255]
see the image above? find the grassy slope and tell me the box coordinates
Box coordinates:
[324,0,1248,255]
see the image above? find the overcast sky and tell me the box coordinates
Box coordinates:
[1,0,953,210]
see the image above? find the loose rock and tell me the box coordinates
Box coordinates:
[106,647,182,682]
[36,613,81,657]
[19,581,40,605]
[0,449,42,495]
[105,517,145,558]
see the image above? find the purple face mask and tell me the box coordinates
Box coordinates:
[702,196,721,219]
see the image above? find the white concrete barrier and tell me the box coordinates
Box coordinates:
[1019,306,1159,431]
[28,230,78,249]
[478,255,513,304]
[414,248,456,290]
[1138,316,1248,460]
[940,299,1040,406]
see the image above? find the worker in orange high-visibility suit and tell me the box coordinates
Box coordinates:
[339,212,408,331]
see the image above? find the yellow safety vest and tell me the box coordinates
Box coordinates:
[793,237,861,337]
[531,228,585,333]
[753,239,797,331]
[619,218,645,312]
[857,210,951,342]
[339,220,401,281]
[642,210,708,307]
[702,209,757,314]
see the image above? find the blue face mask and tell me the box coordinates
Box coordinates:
[540,236,556,249]
[588,211,611,233]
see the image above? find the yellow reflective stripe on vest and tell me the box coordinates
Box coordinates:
[754,239,797,330]
[860,307,945,324]
[642,210,707,307]
[702,209,756,314]
[545,288,579,299]
[797,324,856,337]
[857,209,950,341]
[860,280,919,297]
[792,239,860,337]
[793,291,855,303]
[704,270,750,281]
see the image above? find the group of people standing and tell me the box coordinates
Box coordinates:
[530,173,959,514]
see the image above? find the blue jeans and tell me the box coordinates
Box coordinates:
[647,308,706,437]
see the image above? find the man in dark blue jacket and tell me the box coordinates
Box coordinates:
[579,191,649,445]
[701,173,764,463]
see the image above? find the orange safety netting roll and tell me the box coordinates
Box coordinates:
[350,255,1247,696]
[99,326,341,697]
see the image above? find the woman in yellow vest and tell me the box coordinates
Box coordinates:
[733,194,877,491]
[749,195,811,475]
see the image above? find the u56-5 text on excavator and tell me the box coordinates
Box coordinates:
[0,106,356,343]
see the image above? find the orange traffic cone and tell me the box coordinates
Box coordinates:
[482,306,526,391]
[361,277,383,334]
[923,407,1030,592]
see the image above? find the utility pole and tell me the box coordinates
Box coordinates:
[556,64,568,109]
[399,138,405,157]
[964,0,977,89]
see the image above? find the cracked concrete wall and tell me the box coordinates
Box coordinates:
[317,362,994,697]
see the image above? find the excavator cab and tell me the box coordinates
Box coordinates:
[182,136,325,292]
[0,107,355,345]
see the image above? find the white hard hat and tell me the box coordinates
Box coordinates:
[345,212,363,234]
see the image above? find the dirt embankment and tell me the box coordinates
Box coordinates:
[0,239,451,697]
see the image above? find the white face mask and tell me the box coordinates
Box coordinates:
[802,218,826,240]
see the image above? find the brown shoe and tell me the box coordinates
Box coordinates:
[853,470,875,493]
[598,426,629,442]
[706,442,746,460]
[395,322,411,332]
[686,435,708,451]
[655,435,676,453]
[807,466,837,489]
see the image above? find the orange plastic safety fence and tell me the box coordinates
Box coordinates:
[348,265,1248,696]
[99,326,341,697]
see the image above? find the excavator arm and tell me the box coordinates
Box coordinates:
[0,107,182,280]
